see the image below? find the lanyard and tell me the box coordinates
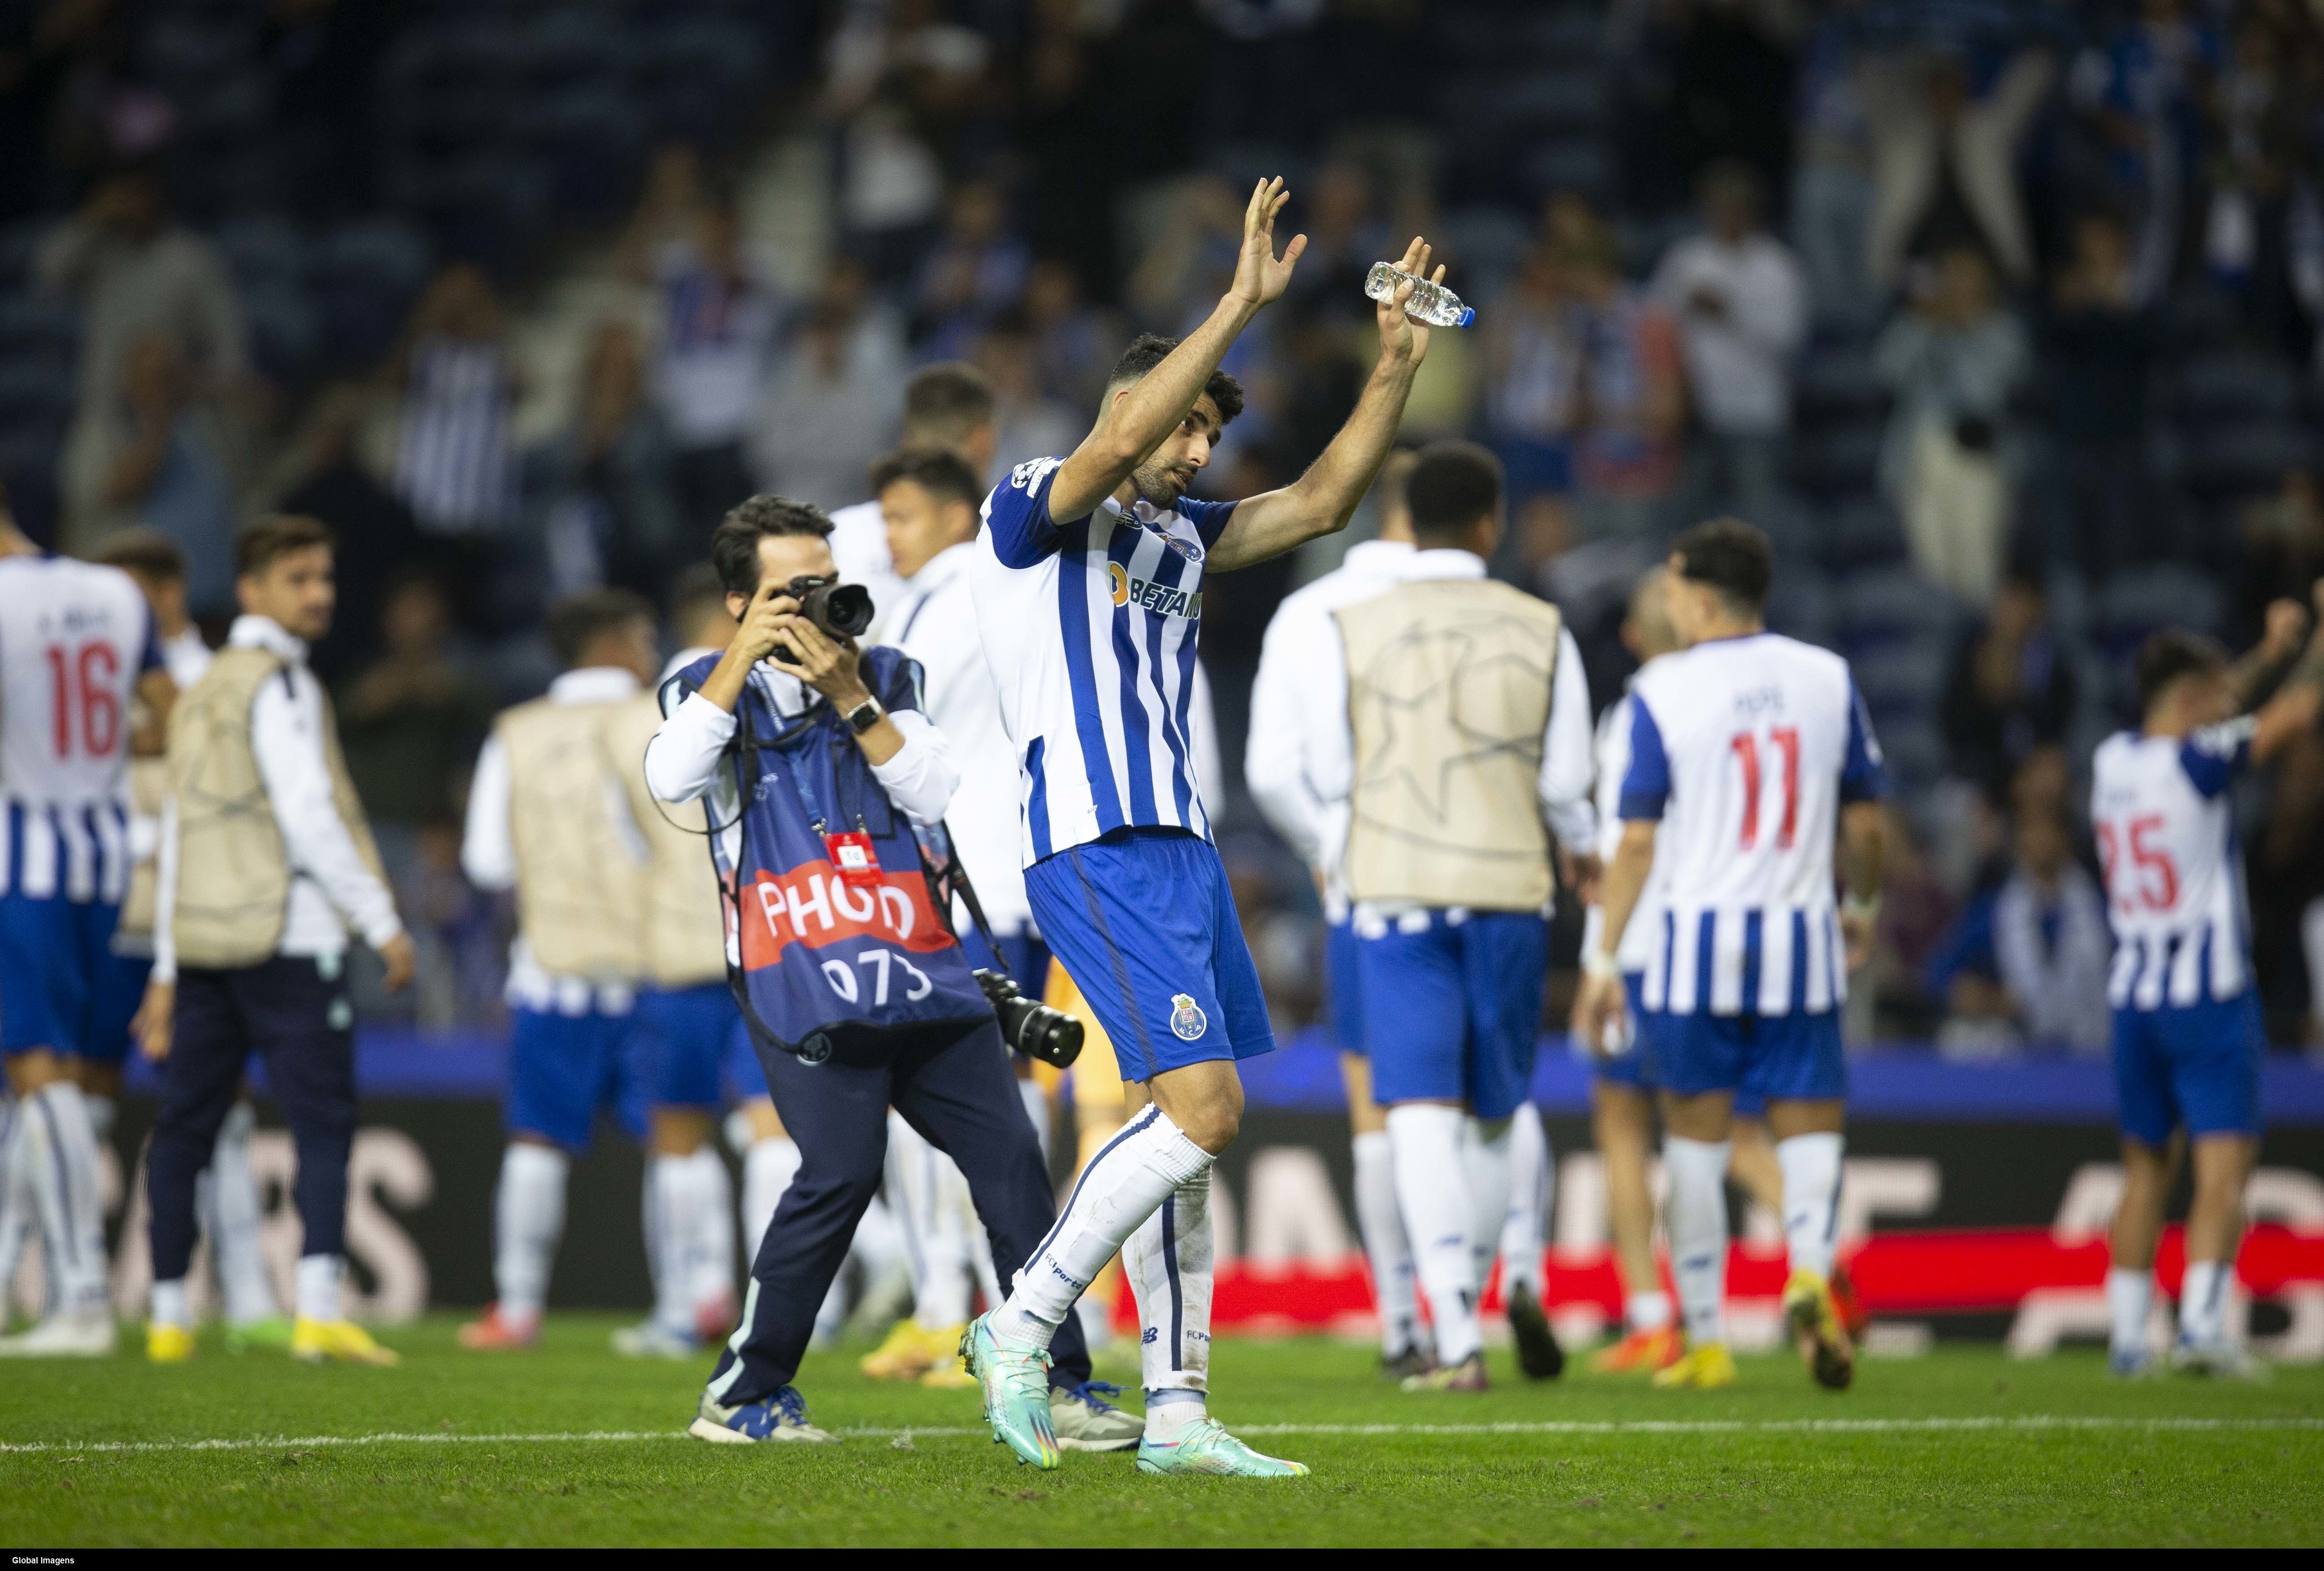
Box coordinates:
[745,669,871,846]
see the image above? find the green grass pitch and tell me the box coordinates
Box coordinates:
[3,1318,2319,1546]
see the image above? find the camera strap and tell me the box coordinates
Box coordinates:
[925,822,1013,984]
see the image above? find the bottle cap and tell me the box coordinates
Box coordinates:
[1456,307,1475,327]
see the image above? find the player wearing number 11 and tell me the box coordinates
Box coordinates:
[1574,518,1888,1393]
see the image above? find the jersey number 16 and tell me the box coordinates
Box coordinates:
[44,641,121,759]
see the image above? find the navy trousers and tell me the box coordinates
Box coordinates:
[707,1017,1091,1405]
[147,955,357,1283]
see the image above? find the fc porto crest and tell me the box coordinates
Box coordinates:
[1168,993,1208,1042]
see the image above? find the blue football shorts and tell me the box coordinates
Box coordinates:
[0,890,144,1063]
[1023,828,1274,1083]
[634,983,738,1109]
[1638,1004,1846,1104]
[1357,908,1548,1121]
[506,1003,648,1151]
[1595,975,1765,1115]
[1323,917,1364,1056]
[2112,993,2264,1148]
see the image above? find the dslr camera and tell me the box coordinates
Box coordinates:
[770,574,875,662]
[974,969,1083,1068]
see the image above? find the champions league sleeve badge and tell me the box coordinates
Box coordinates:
[1169,993,1209,1042]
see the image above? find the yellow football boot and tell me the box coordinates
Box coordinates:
[290,1317,400,1366]
[146,1322,196,1364]
[1650,1340,1738,1389]
[1782,1268,1854,1391]
[859,1320,942,1381]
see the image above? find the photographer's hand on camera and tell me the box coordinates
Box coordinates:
[772,614,905,765]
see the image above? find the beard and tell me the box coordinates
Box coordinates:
[1129,455,1197,508]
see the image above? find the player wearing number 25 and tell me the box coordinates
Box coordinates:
[645,494,1093,1444]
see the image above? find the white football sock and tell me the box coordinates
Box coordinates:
[1017,1077,1052,1165]
[741,1132,800,1266]
[1626,1289,1674,1332]
[493,1143,569,1323]
[1386,1103,1481,1366]
[295,1253,341,1323]
[1776,1132,1845,1282]
[205,1101,278,1325]
[1499,1103,1551,1297]
[0,1099,29,1309]
[2107,1266,2152,1356]
[887,1112,974,1328]
[1463,1114,1515,1303]
[1125,1173,1215,1400]
[1351,1129,1420,1357]
[1143,1386,1208,1442]
[687,1147,736,1322]
[926,1150,979,1327]
[151,1277,193,1330]
[643,1156,689,1335]
[2180,1259,2231,1347]
[993,1105,1212,1348]
[1664,1136,1732,1347]
[21,1083,108,1312]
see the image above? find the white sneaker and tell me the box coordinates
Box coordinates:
[612,1320,702,1359]
[2172,1338,2268,1381]
[0,1308,117,1358]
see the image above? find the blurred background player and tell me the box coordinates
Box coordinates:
[1247,448,1423,1376]
[2098,594,2324,1377]
[458,590,657,1352]
[138,516,410,1366]
[1290,440,1596,1392]
[1577,565,1685,1374]
[861,445,1026,1388]
[826,363,1003,634]
[610,566,785,1359]
[1576,568,1840,1375]
[1577,519,1887,1393]
[96,530,285,1350]
[0,490,174,1357]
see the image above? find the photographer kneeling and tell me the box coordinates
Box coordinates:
[646,495,1123,1446]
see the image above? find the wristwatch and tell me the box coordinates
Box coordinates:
[844,695,885,735]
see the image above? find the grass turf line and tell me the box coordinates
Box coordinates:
[2,1315,2319,1547]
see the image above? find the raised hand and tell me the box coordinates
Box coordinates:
[2261,596,2310,661]
[1376,235,1444,369]
[1228,177,1306,311]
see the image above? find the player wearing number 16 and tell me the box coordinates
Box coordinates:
[1573,518,1889,1394]
[645,496,1099,1445]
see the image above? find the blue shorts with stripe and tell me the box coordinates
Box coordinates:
[506,1004,648,1152]
[1023,827,1274,1082]
[634,983,739,1109]
[1323,918,1363,1055]
[1357,908,1547,1121]
[2113,993,2264,1148]
[1594,975,1767,1115]
[0,891,146,1063]
[1639,1003,1846,1103]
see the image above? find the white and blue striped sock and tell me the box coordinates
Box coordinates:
[1126,1173,1213,1401]
[1776,1132,1845,1283]
[1664,1136,1732,1348]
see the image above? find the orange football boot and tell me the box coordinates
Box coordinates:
[1590,1323,1684,1374]
[457,1303,539,1350]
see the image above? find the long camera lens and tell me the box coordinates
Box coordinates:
[770,575,876,661]
[975,968,1083,1068]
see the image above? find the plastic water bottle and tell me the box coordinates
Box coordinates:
[1365,261,1474,327]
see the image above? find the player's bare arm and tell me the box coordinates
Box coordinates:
[1575,818,1658,1050]
[1207,237,1441,572]
[2225,594,2311,710]
[1836,801,1887,969]
[2248,580,2324,763]
[1047,178,1305,524]
[129,668,176,756]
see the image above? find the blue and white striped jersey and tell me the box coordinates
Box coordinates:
[2089,723,2252,1010]
[0,553,160,902]
[1620,631,1886,1016]
[971,457,1232,867]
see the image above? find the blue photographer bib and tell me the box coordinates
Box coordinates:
[672,647,989,1061]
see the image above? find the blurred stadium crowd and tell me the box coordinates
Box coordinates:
[6,0,2324,1055]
